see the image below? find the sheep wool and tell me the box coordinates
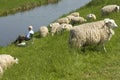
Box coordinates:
[61,23,73,31]
[57,17,70,24]
[0,54,18,69]
[71,16,87,25]
[50,22,60,36]
[101,5,120,15]
[0,54,18,78]
[70,12,80,17]
[69,18,118,52]
[39,26,49,37]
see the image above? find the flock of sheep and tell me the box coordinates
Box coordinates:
[39,4,119,52]
[39,12,96,37]
[0,4,119,78]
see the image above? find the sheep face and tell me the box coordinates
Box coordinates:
[104,19,118,28]
[14,58,19,64]
[115,6,120,12]
[86,14,96,20]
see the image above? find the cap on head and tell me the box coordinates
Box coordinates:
[28,25,33,29]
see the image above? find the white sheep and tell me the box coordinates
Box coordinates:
[56,26,64,34]
[0,59,8,70]
[56,17,70,24]
[0,54,18,69]
[39,26,49,37]
[66,15,75,22]
[50,22,63,36]
[0,54,18,77]
[50,22,60,28]
[61,23,73,31]
[70,16,87,25]
[69,18,118,52]
[70,12,80,17]
[101,5,120,15]
[86,13,96,20]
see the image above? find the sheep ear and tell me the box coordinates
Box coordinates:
[104,18,110,23]
[115,6,120,11]
[117,6,119,9]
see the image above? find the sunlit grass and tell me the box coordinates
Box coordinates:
[0,0,120,80]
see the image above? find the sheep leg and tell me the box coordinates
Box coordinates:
[103,44,107,52]
[0,67,3,78]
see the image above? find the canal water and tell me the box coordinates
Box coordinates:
[0,0,91,46]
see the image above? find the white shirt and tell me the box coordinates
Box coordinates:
[26,30,34,39]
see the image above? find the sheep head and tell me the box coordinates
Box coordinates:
[104,18,118,29]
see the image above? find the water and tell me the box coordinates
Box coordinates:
[0,0,91,46]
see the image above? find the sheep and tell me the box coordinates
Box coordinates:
[50,22,64,36]
[101,5,120,15]
[66,15,75,22]
[56,17,70,24]
[39,26,49,37]
[61,23,73,31]
[70,12,80,17]
[0,54,18,69]
[86,13,96,20]
[69,18,118,52]
[50,22,60,29]
[56,25,64,34]
[70,16,87,25]
[67,15,87,25]
[0,54,18,77]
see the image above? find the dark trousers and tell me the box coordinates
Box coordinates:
[14,35,30,44]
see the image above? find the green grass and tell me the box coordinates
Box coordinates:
[0,0,120,80]
[0,0,59,16]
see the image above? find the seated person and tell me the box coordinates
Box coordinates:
[14,25,34,44]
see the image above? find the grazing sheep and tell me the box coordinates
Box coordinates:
[50,22,63,36]
[0,54,18,69]
[50,22,60,28]
[56,17,70,24]
[39,26,49,37]
[86,13,96,20]
[71,16,87,25]
[101,5,120,15]
[56,25,64,34]
[66,15,75,22]
[61,23,73,31]
[0,54,18,77]
[70,12,80,17]
[69,18,118,52]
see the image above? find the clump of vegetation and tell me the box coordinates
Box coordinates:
[0,0,59,16]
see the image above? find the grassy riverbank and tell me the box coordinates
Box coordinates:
[0,0,59,16]
[0,0,120,80]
